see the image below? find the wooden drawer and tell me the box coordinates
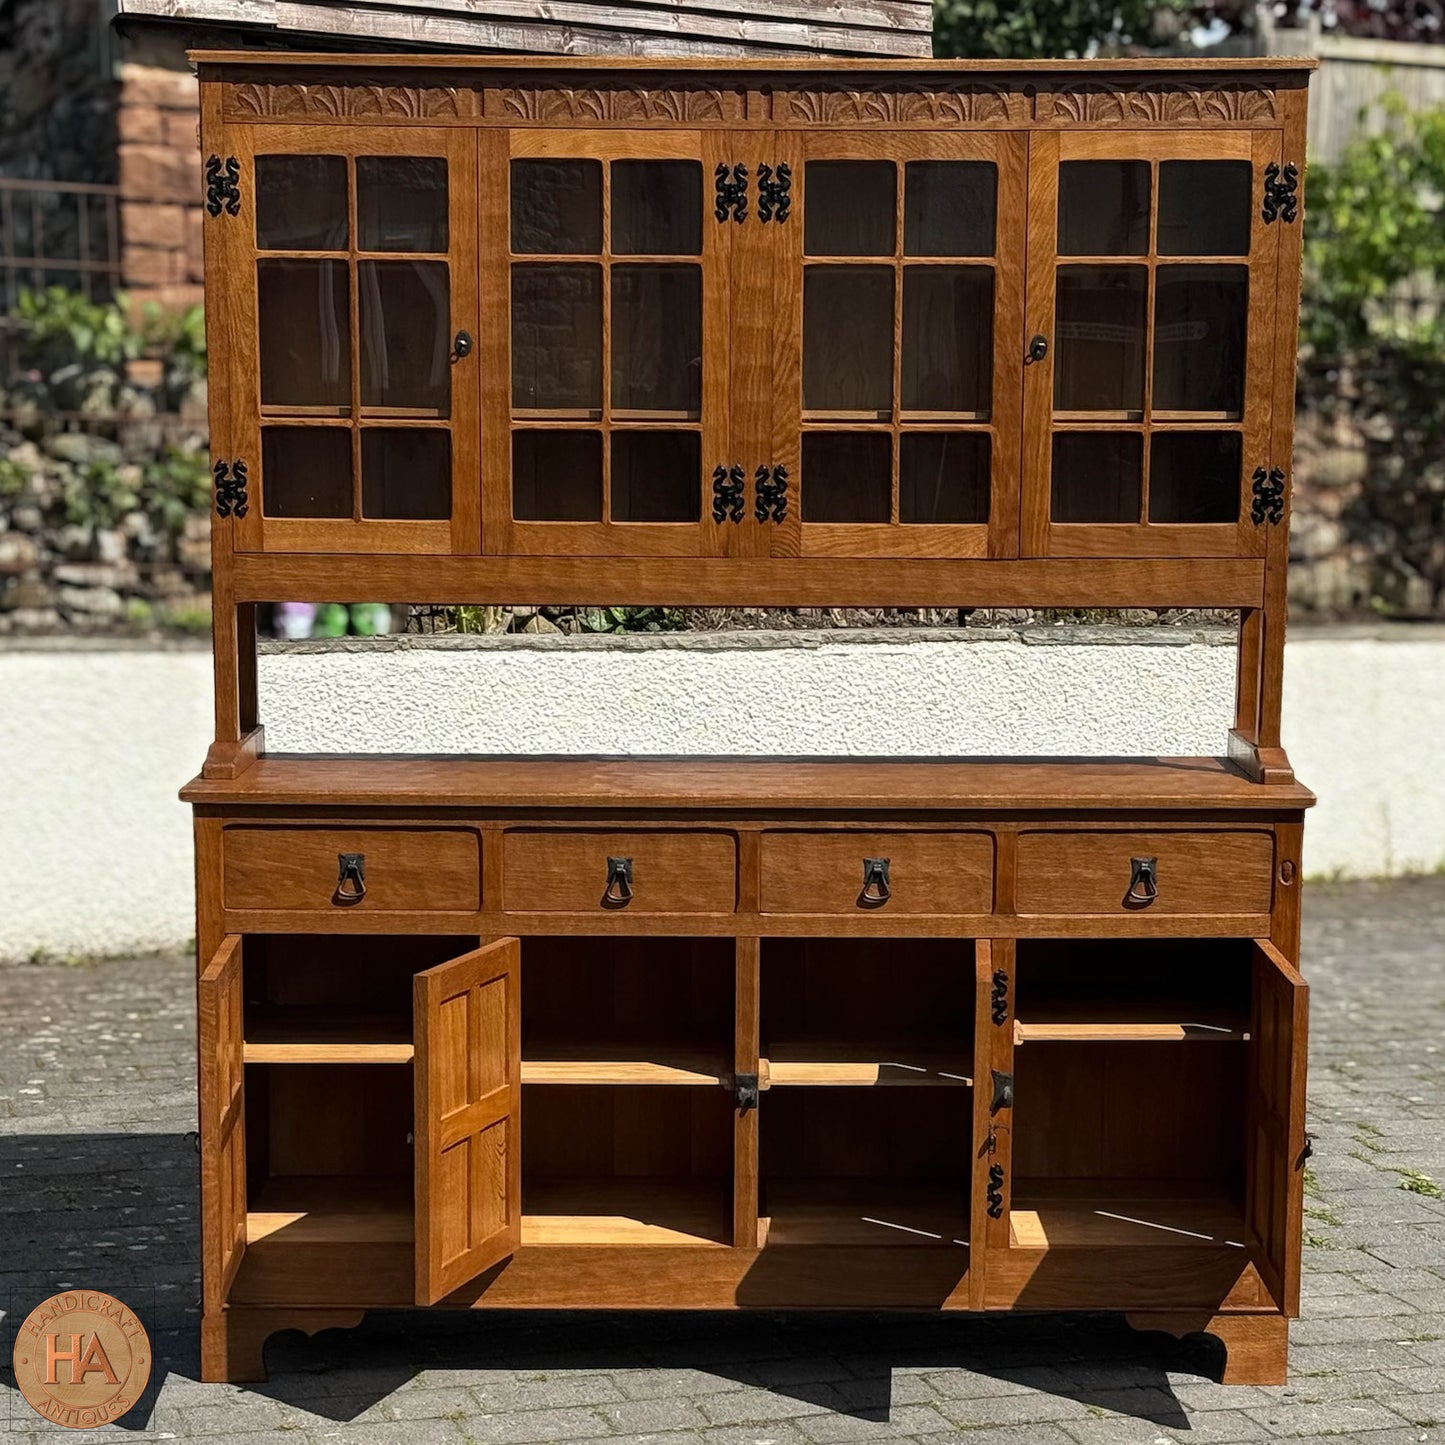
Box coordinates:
[502,830,737,914]
[759,831,994,915]
[1014,830,1274,917]
[224,827,481,912]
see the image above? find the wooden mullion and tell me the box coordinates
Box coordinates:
[1139,158,1160,528]
[890,161,904,528]
[733,933,761,1248]
[600,160,614,529]
[346,154,363,524]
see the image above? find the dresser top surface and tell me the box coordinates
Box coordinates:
[182,755,1315,811]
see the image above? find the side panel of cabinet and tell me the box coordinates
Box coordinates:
[226,124,479,555]
[198,935,247,1313]
[767,130,1025,561]
[1248,939,1309,1315]
[1022,129,1281,560]
[413,937,522,1304]
[480,129,736,558]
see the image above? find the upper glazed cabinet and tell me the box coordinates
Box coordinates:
[213,88,1290,561]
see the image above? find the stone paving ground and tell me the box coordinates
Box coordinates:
[2,877,1443,1445]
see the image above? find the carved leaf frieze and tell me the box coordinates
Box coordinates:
[785,85,1015,124]
[496,85,736,122]
[230,82,464,120]
[1048,83,1277,124]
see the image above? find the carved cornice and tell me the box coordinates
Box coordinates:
[227,81,469,121]
[1041,82,1277,124]
[489,84,743,123]
[780,84,1020,125]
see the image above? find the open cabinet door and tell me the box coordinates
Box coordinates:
[198,936,247,1313]
[1248,940,1309,1315]
[413,938,522,1304]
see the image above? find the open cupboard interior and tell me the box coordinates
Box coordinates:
[191,52,1314,1389]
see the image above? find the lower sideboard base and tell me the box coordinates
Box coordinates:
[1126,1309,1291,1385]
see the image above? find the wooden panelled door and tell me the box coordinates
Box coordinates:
[413,937,522,1305]
[764,131,1027,559]
[479,129,735,557]
[1248,940,1309,1314]
[224,125,479,555]
[198,936,247,1313]
[1022,131,1281,558]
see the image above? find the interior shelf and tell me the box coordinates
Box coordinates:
[1008,1180,1248,1251]
[521,1045,728,1086]
[522,1178,730,1247]
[244,1008,414,1064]
[247,1176,411,1247]
[763,1045,972,1088]
[1013,1007,1249,1045]
[763,1182,970,1248]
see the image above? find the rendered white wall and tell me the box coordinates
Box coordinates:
[0,630,1440,961]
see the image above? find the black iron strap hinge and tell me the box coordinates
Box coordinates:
[986,1163,1005,1219]
[1251,466,1287,526]
[757,162,792,223]
[990,969,1009,1026]
[1261,161,1299,224]
[755,465,788,523]
[715,163,747,223]
[213,458,248,518]
[712,464,745,524]
[205,154,242,217]
[735,1073,759,1111]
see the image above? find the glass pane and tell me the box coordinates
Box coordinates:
[804,161,896,257]
[262,427,352,518]
[1158,162,1251,257]
[612,161,702,255]
[1058,161,1150,257]
[1149,431,1241,523]
[1051,432,1143,523]
[902,266,993,414]
[905,161,996,257]
[511,160,602,255]
[1153,265,1248,414]
[802,432,892,523]
[511,264,603,412]
[361,428,450,520]
[356,156,448,253]
[513,430,602,521]
[611,431,701,522]
[611,265,701,415]
[255,155,347,251]
[1054,265,1147,414]
[257,260,350,411]
[803,266,894,415]
[900,432,990,524]
[359,261,450,414]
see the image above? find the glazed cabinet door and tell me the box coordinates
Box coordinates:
[763,131,1027,559]
[1247,940,1309,1315]
[481,130,735,557]
[223,125,479,554]
[1022,131,1281,558]
[198,936,247,1313]
[413,937,522,1305]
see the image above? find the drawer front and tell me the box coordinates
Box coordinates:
[759,831,995,915]
[502,830,737,914]
[1014,830,1274,916]
[224,827,481,912]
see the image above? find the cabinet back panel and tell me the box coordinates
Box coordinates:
[247,934,480,1015]
[253,1063,413,1179]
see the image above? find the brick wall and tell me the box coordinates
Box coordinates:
[116,29,203,315]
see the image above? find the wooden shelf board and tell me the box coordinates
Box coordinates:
[763,1181,970,1248]
[247,1176,411,1246]
[522,1178,730,1248]
[183,754,1315,811]
[1013,1007,1248,1045]
[763,1044,972,1087]
[1008,1180,1248,1250]
[522,1044,728,1086]
[244,1011,414,1064]
[245,1040,415,1063]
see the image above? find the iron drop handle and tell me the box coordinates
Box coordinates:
[603,855,634,906]
[336,852,366,903]
[860,856,891,905]
[1126,855,1158,905]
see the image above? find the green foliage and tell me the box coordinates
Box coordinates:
[576,606,685,633]
[1304,97,1445,357]
[932,0,1181,59]
[13,286,146,369]
[141,445,212,535]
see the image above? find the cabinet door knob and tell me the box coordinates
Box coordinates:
[1026,334,1049,363]
[1126,855,1158,905]
[860,856,891,905]
[603,855,634,906]
[335,852,367,903]
[451,330,473,361]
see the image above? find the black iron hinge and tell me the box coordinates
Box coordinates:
[715,163,747,223]
[757,162,792,223]
[990,1070,1014,1113]
[754,464,788,524]
[1261,161,1299,224]
[990,969,1009,1026]
[1250,465,1286,525]
[213,458,248,518]
[712,464,745,524]
[735,1073,759,1111]
[205,154,242,218]
[987,1163,1005,1219]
